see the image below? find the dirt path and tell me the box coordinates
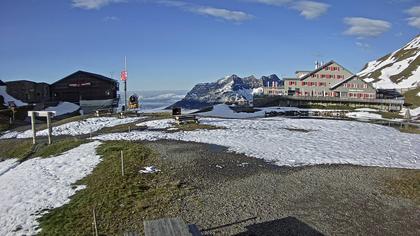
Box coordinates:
[145,140,420,236]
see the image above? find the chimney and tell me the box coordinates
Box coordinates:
[315,61,319,69]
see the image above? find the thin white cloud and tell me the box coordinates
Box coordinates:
[193,6,254,22]
[356,41,370,51]
[251,0,292,6]
[248,0,329,19]
[157,1,253,23]
[72,0,124,10]
[103,16,119,21]
[406,6,420,29]
[291,1,330,19]
[343,17,391,38]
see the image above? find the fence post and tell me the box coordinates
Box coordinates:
[93,208,98,236]
[46,113,52,145]
[30,112,36,145]
[121,150,124,177]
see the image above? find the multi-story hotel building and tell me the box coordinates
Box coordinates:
[283,61,376,99]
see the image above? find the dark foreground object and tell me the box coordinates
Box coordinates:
[144,218,201,236]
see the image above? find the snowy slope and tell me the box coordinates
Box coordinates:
[44,102,79,116]
[0,141,102,235]
[0,117,145,139]
[0,86,27,107]
[94,118,420,169]
[358,35,420,89]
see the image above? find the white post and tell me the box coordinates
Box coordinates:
[93,208,98,236]
[121,150,124,177]
[30,112,36,145]
[46,113,52,145]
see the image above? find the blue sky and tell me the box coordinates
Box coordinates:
[0,0,419,90]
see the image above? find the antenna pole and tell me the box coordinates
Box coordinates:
[124,56,127,109]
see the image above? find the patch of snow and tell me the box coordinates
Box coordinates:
[44,102,79,116]
[355,108,378,112]
[198,104,265,118]
[400,107,420,117]
[0,86,27,107]
[346,112,382,120]
[0,131,20,140]
[94,118,420,169]
[139,166,160,174]
[0,141,102,235]
[0,159,18,176]
[252,87,264,95]
[417,92,420,97]
[0,117,144,140]
[197,104,350,119]
[136,119,174,129]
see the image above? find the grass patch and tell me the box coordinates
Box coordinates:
[0,122,9,132]
[398,125,420,135]
[34,138,88,158]
[404,87,420,108]
[144,112,172,119]
[99,122,146,134]
[0,139,33,160]
[377,112,403,120]
[386,170,420,206]
[38,141,186,235]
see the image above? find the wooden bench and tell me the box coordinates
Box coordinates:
[144,218,202,236]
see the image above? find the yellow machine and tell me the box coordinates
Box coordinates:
[128,94,140,109]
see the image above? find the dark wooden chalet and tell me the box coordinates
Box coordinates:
[5,80,50,103]
[50,71,119,106]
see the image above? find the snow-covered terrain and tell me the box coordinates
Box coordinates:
[400,107,420,117]
[0,141,102,235]
[0,117,144,139]
[197,104,389,120]
[94,118,420,169]
[0,85,27,107]
[136,119,174,129]
[358,35,420,89]
[44,102,80,116]
[345,111,382,120]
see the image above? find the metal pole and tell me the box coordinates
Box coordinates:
[124,56,127,109]
[30,112,36,145]
[47,113,52,145]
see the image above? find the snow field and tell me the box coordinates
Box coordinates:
[0,141,102,235]
[94,117,420,169]
[0,117,145,139]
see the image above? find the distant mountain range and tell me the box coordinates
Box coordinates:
[169,74,282,109]
[358,35,420,89]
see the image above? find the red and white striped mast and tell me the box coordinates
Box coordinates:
[121,56,128,109]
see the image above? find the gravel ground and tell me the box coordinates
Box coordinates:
[145,140,420,236]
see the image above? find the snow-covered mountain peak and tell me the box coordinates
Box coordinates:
[170,74,281,109]
[403,34,420,50]
[358,35,420,89]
